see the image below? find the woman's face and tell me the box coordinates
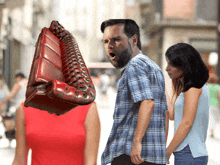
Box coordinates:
[166,57,184,80]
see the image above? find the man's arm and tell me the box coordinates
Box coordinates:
[130,99,154,164]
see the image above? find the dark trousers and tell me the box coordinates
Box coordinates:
[111,154,165,165]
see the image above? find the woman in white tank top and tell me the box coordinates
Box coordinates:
[165,43,210,165]
[0,73,27,116]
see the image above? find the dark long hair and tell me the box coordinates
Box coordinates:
[100,19,141,50]
[165,43,209,100]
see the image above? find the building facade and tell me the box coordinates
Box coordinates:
[145,0,218,91]
[0,0,58,88]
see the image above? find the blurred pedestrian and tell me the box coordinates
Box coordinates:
[99,70,110,95]
[165,43,209,165]
[0,74,10,115]
[100,19,168,165]
[0,72,27,119]
[0,73,27,145]
[207,73,220,138]
[0,74,10,139]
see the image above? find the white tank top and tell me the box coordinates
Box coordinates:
[14,79,27,109]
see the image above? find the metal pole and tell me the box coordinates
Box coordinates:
[217,0,220,78]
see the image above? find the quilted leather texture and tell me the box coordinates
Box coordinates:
[24,20,96,115]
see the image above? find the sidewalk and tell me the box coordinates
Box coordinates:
[206,121,220,165]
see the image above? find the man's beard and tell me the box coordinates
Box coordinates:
[109,42,133,69]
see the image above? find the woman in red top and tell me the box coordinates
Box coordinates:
[11,102,100,165]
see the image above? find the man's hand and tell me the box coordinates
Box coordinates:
[130,141,144,164]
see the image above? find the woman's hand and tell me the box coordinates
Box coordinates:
[166,148,172,164]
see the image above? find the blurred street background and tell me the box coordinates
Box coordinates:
[0,0,220,164]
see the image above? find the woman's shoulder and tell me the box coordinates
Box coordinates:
[84,102,97,117]
[17,104,24,114]
[183,87,203,100]
[184,85,209,101]
[84,102,99,127]
[186,86,203,93]
[75,103,94,113]
[63,103,95,121]
[16,104,25,124]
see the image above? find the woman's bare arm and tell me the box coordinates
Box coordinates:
[84,102,101,165]
[166,87,202,161]
[12,104,29,165]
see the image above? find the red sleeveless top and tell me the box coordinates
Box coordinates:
[23,104,91,165]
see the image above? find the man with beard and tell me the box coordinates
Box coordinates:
[100,19,168,165]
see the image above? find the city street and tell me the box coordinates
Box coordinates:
[0,0,219,165]
[0,87,220,165]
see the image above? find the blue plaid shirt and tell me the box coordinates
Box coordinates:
[101,51,168,165]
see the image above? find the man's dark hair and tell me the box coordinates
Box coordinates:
[165,43,209,92]
[15,72,25,79]
[101,19,141,50]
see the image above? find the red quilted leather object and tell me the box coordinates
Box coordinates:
[24,21,96,115]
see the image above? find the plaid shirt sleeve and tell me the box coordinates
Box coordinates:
[127,64,154,103]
